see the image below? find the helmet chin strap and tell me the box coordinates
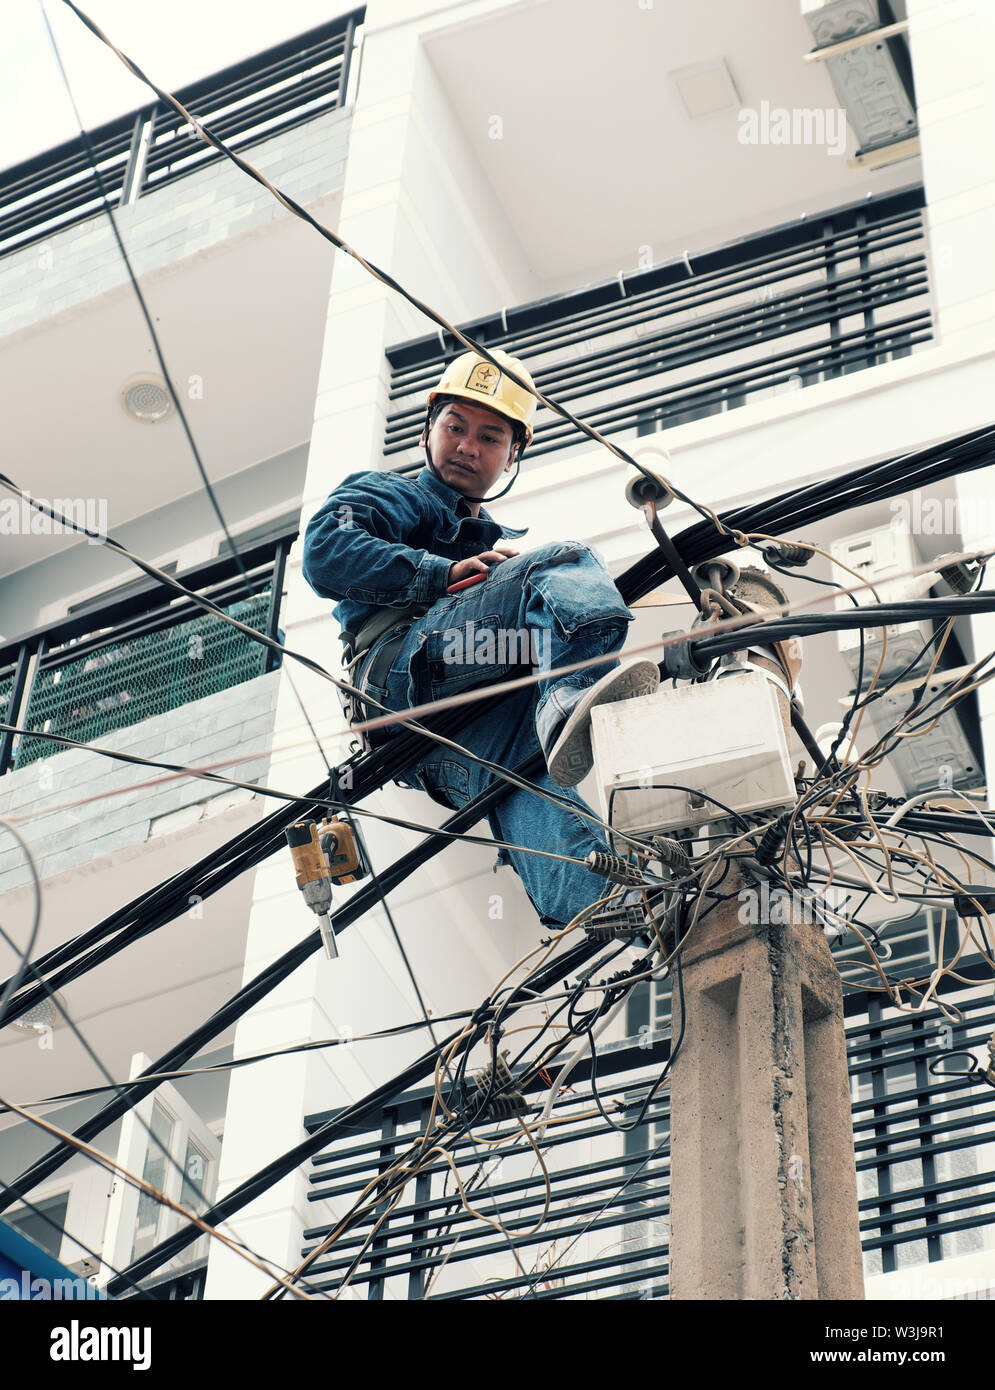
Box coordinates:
[423,433,521,504]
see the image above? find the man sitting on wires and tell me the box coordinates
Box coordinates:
[302,349,659,929]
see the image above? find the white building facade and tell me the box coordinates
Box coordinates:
[1,0,994,1301]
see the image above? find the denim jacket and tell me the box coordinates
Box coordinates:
[302,466,529,639]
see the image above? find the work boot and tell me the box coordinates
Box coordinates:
[544,658,660,787]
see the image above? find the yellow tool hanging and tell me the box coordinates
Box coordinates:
[284,816,368,960]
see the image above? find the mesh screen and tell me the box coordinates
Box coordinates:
[0,670,13,727]
[13,589,271,769]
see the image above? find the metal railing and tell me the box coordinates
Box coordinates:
[384,188,932,466]
[301,966,995,1300]
[0,9,364,261]
[116,1260,208,1302]
[0,530,294,776]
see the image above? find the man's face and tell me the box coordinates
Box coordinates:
[423,400,517,498]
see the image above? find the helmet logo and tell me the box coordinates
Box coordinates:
[465,362,501,396]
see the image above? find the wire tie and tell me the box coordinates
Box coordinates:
[186,114,211,145]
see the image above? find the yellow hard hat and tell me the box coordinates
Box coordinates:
[427,349,537,447]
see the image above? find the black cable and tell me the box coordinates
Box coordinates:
[227,939,656,1298]
[0,931,282,1293]
[0,719,593,880]
[104,932,605,1295]
[0,742,550,1212]
[851,622,949,717]
[0,819,42,1026]
[0,822,151,1297]
[0,750,275,1294]
[37,3,253,585]
[595,915,688,1139]
[515,951,686,1301]
[412,944,648,1290]
[683,593,995,664]
[266,767,520,1300]
[7,436,993,1023]
[0,475,625,867]
[626,425,995,598]
[607,783,753,835]
[1,391,989,1273]
[0,683,543,1026]
[853,651,995,777]
[0,1174,153,1301]
[19,0,992,1298]
[762,549,864,779]
[0,1012,479,1114]
[57,0,729,526]
[326,766,440,1048]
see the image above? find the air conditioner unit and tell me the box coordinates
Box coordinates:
[840,666,985,796]
[831,526,933,679]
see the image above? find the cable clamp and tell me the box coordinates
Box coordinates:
[696,587,739,622]
[585,851,646,886]
[661,629,710,682]
[471,1051,527,1120]
[185,113,212,145]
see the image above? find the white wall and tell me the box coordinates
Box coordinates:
[207,0,548,1300]
[908,0,995,354]
[207,0,995,1298]
[0,109,352,341]
[0,446,306,640]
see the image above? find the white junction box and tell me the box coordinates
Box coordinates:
[590,671,795,846]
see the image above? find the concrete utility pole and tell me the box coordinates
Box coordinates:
[668,569,865,1300]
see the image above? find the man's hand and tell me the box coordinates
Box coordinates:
[447,548,519,586]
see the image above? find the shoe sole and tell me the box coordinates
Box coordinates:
[546,660,660,787]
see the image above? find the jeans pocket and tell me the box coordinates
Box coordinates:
[422,614,522,701]
[352,654,388,717]
[412,758,471,811]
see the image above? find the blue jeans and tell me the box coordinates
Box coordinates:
[357,541,635,926]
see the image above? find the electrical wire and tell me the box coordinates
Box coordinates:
[0,2,989,1301]
[0,745,566,1220]
[56,0,748,539]
[16,12,995,1288]
[0,916,315,1299]
[0,1091,318,1300]
[0,1171,154,1301]
[0,719,604,876]
[0,819,42,1028]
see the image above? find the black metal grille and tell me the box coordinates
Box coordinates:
[0,9,364,261]
[854,993,995,1273]
[383,188,931,466]
[0,531,294,776]
[10,587,272,770]
[302,971,995,1300]
[118,1261,208,1302]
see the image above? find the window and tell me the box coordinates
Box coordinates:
[6,1191,69,1260]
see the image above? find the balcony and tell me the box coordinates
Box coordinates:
[0,530,293,777]
[385,187,931,468]
[0,9,364,262]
